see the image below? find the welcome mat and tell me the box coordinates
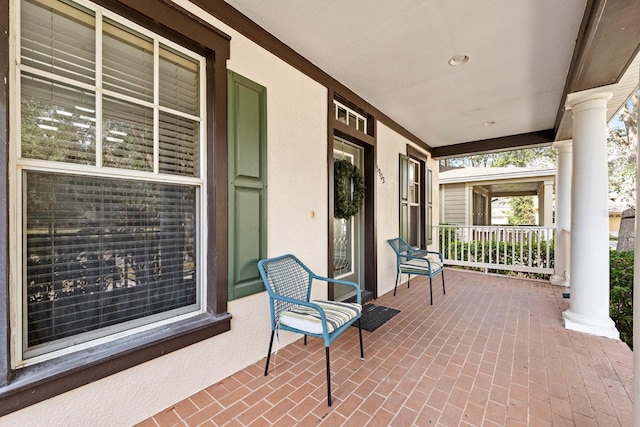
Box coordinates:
[353,303,401,332]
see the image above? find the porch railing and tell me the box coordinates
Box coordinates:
[436,224,555,275]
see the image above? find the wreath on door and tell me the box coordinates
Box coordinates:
[334,159,366,219]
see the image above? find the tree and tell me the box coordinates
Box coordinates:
[444,146,556,169]
[508,196,535,225]
[608,88,638,209]
[610,89,638,161]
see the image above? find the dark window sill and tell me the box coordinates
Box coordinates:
[0,311,231,417]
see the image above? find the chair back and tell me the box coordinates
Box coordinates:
[387,238,412,262]
[257,254,313,326]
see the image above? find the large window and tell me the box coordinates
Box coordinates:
[1,0,232,415]
[400,150,432,248]
[15,0,206,363]
[407,158,421,246]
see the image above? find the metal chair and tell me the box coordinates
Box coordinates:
[387,238,445,304]
[258,254,364,406]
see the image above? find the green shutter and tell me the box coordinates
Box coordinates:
[399,154,409,241]
[227,71,267,300]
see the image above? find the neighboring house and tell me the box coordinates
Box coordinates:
[609,204,624,235]
[439,167,556,226]
[0,0,638,425]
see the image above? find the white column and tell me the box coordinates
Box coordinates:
[551,140,572,287]
[542,180,554,227]
[563,87,619,339]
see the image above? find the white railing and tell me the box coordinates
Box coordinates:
[436,224,555,275]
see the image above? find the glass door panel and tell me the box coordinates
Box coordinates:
[332,138,364,301]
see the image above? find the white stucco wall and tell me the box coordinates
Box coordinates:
[375,123,439,298]
[376,123,406,297]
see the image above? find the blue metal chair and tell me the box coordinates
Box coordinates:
[258,254,364,406]
[387,238,445,304]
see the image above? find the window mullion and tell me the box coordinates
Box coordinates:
[153,38,160,175]
[199,56,206,180]
[95,10,103,168]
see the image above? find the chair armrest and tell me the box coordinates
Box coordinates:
[310,274,362,305]
[402,254,435,267]
[410,249,443,262]
[402,254,444,271]
[270,294,331,324]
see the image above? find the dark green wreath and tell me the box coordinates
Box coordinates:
[334,159,366,219]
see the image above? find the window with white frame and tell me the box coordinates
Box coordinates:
[15,0,206,362]
[408,158,421,247]
[334,100,367,134]
[400,151,432,248]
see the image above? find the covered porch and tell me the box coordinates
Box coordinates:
[139,269,632,426]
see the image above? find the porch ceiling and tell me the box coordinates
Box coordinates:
[215,0,639,157]
[483,182,540,197]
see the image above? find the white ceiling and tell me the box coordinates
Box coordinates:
[223,0,590,148]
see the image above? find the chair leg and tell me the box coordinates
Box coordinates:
[442,271,446,295]
[429,276,433,305]
[325,347,332,406]
[407,274,411,289]
[304,335,307,345]
[264,329,275,376]
[393,272,400,296]
[358,318,364,360]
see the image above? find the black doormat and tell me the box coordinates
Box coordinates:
[353,303,401,332]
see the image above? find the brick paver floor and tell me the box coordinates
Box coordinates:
[138,269,633,426]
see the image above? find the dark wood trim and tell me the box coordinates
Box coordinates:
[406,146,428,250]
[92,0,231,57]
[327,91,378,300]
[568,0,640,91]
[190,0,431,154]
[363,143,377,299]
[327,90,335,300]
[0,314,231,417]
[553,0,596,133]
[431,129,555,159]
[554,0,640,133]
[333,120,375,147]
[209,54,229,315]
[0,0,232,415]
[0,0,10,390]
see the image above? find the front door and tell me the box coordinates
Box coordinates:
[332,138,364,301]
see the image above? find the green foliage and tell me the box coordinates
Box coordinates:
[444,147,557,168]
[607,88,638,209]
[334,159,366,219]
[438,226,554,279]
[610,250,634,349]
[508,196,536,225]
[608,127,636,208]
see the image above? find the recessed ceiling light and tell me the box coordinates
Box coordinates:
[482,121,496,126]
[448,54,469,66]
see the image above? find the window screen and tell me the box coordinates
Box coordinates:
[25,172,197,349]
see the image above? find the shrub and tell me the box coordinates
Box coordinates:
[438,226,554,279]
[610,250,633,349]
